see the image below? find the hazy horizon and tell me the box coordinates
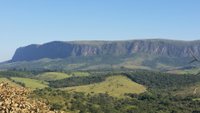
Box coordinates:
[1,0,200,61]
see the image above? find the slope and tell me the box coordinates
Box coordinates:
[63,75,146,97]
[0,77,21,87]
[10,77,48,89]
[36,72,90,81]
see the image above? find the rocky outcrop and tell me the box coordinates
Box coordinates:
[11,39,200,62]
[0,82,57,113]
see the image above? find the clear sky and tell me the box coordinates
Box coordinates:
[0,0,200,62]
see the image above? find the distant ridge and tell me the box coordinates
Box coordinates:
[11,39,200,62]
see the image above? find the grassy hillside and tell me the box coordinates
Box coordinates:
[36,72,90,81]
[72,72,90,76]
[36,72,71,81]
[10,77,48,89]
[64,75,146,97]
[0,77,21,87]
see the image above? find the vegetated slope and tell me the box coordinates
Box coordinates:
[0,53,194,71]
[36,72,90,81]
[174,82,200,96]
[72,72,90,76]
[125,71,200,89]
[0,70,33,77]
[31,71,200,113]
[167,67,200,74]
[36,72,72,81]
[10,77,48,89]
[0,77,21,87]
[64,75,146,97]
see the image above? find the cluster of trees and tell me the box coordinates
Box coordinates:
[124,70,200,89]
[49,72,110,88]
[49,70,200,90]
[32,88,200,113]
[0,70,33,77]
[36,70,200,113]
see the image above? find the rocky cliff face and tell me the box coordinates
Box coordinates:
[11,39,200,62]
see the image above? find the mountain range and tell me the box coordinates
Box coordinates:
[11,39,200,62]
[2,39,200,71]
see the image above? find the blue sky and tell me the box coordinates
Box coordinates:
[0,0,200,61]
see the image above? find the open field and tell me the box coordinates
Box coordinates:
[71,72,90,77]
[63,75,146,97]
[36,72,71,81]
[36,72,90,81]
[10,77,48,89]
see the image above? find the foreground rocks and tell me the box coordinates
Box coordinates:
[0,82,58,113]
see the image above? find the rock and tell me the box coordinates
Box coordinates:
[0,82,59,113]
